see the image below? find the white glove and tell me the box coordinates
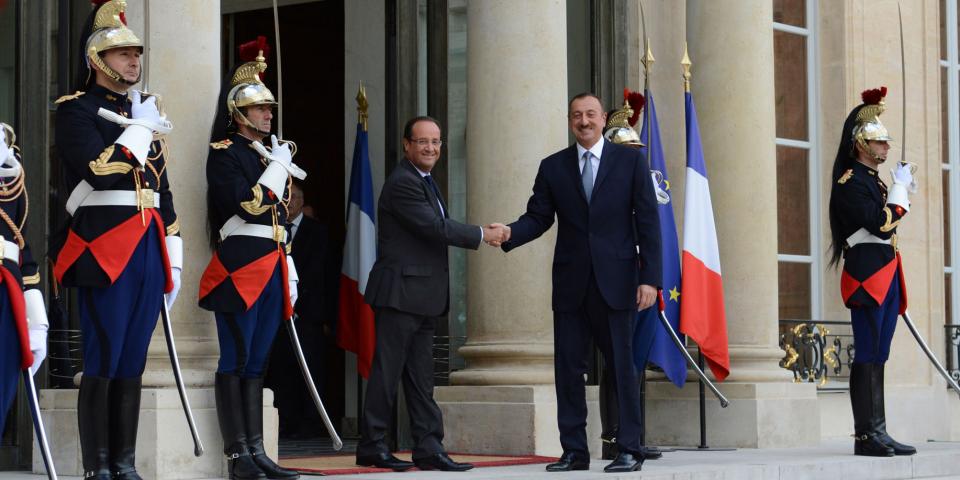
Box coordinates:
[24,289,48,376]
[166,267,182,310]
[286,255,298,308]
[251,135,307,180]
[891,163,914,187]
[129,89,161,124]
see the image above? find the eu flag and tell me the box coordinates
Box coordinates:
[637,88,687,387]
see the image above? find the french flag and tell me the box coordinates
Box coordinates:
[679,90,730,382]
[336,121,377,379]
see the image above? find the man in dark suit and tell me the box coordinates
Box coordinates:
[356,116,504,472]
[498,93,662,473]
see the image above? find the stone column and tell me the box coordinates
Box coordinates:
[434,0,603,457]
[37,3,253,478]
[643,0,818,448]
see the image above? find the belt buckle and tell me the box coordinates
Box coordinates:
[273,224,285,243]
[139,188,156,209]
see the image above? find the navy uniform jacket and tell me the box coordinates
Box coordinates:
[52,85,179,288]
[502,141,662,312]
[831,161,908,310]
[199,133,293,315]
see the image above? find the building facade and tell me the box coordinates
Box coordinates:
[0,0,957,476]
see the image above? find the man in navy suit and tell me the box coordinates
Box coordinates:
[498,93,661,473]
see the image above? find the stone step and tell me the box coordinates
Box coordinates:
[4,439,960,480]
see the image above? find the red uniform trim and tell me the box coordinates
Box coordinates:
[841,256,898,306]
[896,252,908,314]
[0,267,31,369]
[199,249,291,314]
[54,210,172,290]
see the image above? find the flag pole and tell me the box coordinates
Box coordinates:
[673,44,735,452]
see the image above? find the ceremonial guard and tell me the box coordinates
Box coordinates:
[199,37,303,480]
[0,123,49,434]
[52,1,182,478]
[598,90,669,462]
[829,87,916,457]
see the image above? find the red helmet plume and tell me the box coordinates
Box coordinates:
[860,86,887,105]
[239,35,271,63]
[624,88,645,127]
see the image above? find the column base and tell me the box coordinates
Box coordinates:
[645,381,819,448]
[34,387,278,479]
[435,385,603,458]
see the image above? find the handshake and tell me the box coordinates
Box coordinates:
[482,223,511,247]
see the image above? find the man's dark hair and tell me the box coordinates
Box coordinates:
[568,92,603,115]
[403,116,441,139]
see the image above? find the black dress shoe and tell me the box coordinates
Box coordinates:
[640,446,663,460]
[356,452,415,471]
[603,452,643,473]
[545,452,590,472]
[414,452,474,472]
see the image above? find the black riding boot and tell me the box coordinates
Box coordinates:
[78,375,112,479]
[849,363,894,457]
[109,376,143,480]
[873,364,916,455]
[599,366,619,460]
[217,373,266,480]
[241,376,300,479]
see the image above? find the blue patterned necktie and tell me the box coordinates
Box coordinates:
[582,151,594,203]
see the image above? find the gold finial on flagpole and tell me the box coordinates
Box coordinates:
[642,39,655,89]
[681,43,692,93]
[356,81,369,132]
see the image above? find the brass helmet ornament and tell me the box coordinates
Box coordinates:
[227,36,277,135]
[85,0,143,86]
[852,86,893,162]
[603,88,645,148]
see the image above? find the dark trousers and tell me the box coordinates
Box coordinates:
[216,265,285,377]
[0,288,17,434]
[555,274,642,457]
[851,271,900,364]
[357,308,444,459]
[79,223,164,379]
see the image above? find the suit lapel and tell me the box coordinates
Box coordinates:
[402,160,445,218]
[593,141,615,194]
[566,145,588,204]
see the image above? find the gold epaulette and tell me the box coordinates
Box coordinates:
[837,169,854,184]
[210,139,233,150]
[54,91,85,104]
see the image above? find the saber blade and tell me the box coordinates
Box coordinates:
[23,371,58,480]
[286,316,343,450]
[161,301,204,456]
[901,311,960,399]
[656,309,730,407]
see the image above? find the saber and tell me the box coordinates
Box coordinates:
[656,292,730,407]
[898,2,906,166]
[23,371,58,480]
[141,0,150,93]
[286,315,343,450]
[160,300,204,456]
[272,0,284,138]
[900,310,960,399]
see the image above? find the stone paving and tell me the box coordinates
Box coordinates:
[2,439,960,479]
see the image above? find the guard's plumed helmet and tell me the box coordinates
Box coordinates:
[84,0,143,86]
[851,86,893,151]
[227,36,277,130]
[603,88,645,148]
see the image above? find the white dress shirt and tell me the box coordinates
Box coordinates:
[576,136,605,184]
[289,212,304,241]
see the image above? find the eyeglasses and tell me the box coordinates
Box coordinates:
[409,138,443,147]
